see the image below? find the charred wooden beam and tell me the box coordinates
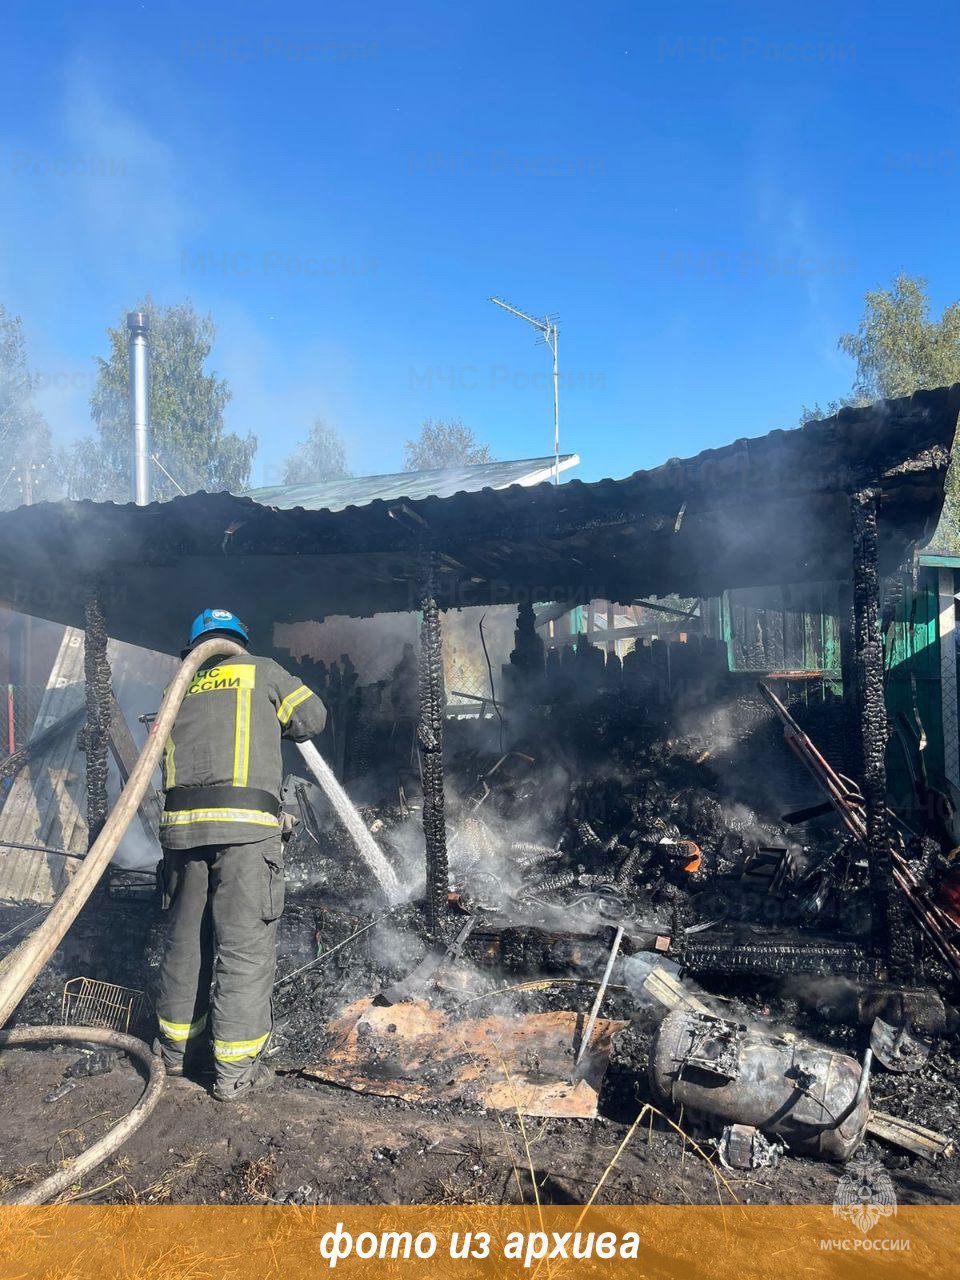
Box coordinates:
[417,556,449,940]
[850,489,912,979]
[80,578,112,850]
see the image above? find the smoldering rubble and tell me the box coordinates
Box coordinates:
[5,628,960,1203]
[3,387,960,1202]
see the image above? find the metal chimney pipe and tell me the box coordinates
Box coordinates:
[127,311,151,505]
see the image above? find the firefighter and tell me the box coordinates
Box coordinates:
[156,608,327,1102]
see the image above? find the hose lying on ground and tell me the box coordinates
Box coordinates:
[0,1025,165,1205]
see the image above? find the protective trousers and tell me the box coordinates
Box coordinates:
[157,836,285,1093]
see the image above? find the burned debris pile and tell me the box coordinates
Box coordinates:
[3,617,960,1199]
[256,633,959,1175]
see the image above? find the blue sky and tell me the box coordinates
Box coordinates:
[1,0,958,487]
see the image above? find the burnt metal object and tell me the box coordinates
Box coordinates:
[650,1008,870,1161]
[679,1014,744,1079]
[857,983,950,1032]
[851,489,911,977]
[470,926,600,974]
[61,975,145,1034]
[80,580,112,850]
[803,981,950,1032]
[573,924,624,1075]
[528,870,577,894]
[461,751,536,816]
[718,1124,784,1171]
[512,841,559,865]
[417,557,449,940]
[374,915,476,1006]
[869,1016,934,1074]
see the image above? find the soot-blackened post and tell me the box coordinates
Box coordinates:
[417,555,449,941]
[80,578,112,850]
[850,489,912,979]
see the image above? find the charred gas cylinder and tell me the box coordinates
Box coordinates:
[649,1009,870,1161]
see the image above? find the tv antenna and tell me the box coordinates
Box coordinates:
[489,297,560,484]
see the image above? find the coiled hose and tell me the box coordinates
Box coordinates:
[0,636,245,1204]
[0,1026,164,1204]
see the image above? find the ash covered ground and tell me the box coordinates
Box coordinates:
[2,681,959,1206]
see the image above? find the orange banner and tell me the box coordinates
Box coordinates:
[1,1204,957,1279]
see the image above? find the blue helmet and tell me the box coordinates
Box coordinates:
[187,608,249,650]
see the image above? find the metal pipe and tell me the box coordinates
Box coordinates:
[127,310,150,505]
[0,839,84,861]
[835,1046,873,1128]
[574,924,624,1075]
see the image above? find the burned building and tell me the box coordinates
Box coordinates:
[2,386,960,1200]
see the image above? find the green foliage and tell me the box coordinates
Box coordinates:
[67,297,256,501]
[281,419,352,485]
[839,274,960,401]
[806,274,960,553]
[798,396,863,426]
[0,304,59,509]
[403,418,494,471]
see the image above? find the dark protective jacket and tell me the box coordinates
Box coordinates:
[159,651,327,849]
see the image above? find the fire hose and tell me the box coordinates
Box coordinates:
[0,638,245,1204]
[0,1026,164,1205]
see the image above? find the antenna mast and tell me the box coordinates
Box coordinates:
[489,297,560,484]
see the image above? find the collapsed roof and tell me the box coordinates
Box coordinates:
[0,387,956,656]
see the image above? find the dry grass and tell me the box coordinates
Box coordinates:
[235,1152,279,1203]
[0,1205,233,1280]
[132,1148,213,1204]
[0,1161,45,1197]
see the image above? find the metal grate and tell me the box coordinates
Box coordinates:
[61,976,145,1034]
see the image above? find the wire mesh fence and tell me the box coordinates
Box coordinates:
[0,683,51,762]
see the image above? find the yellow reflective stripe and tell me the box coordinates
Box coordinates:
[213,1032,269,1061]
[277,685,313,725]
[233,686,251,787]
[158,1013,207,1042]
[162,738,176,788]
[159,807,280,828]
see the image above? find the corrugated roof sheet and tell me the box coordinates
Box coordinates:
[0,386,956,654]
[248,454,579,511]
